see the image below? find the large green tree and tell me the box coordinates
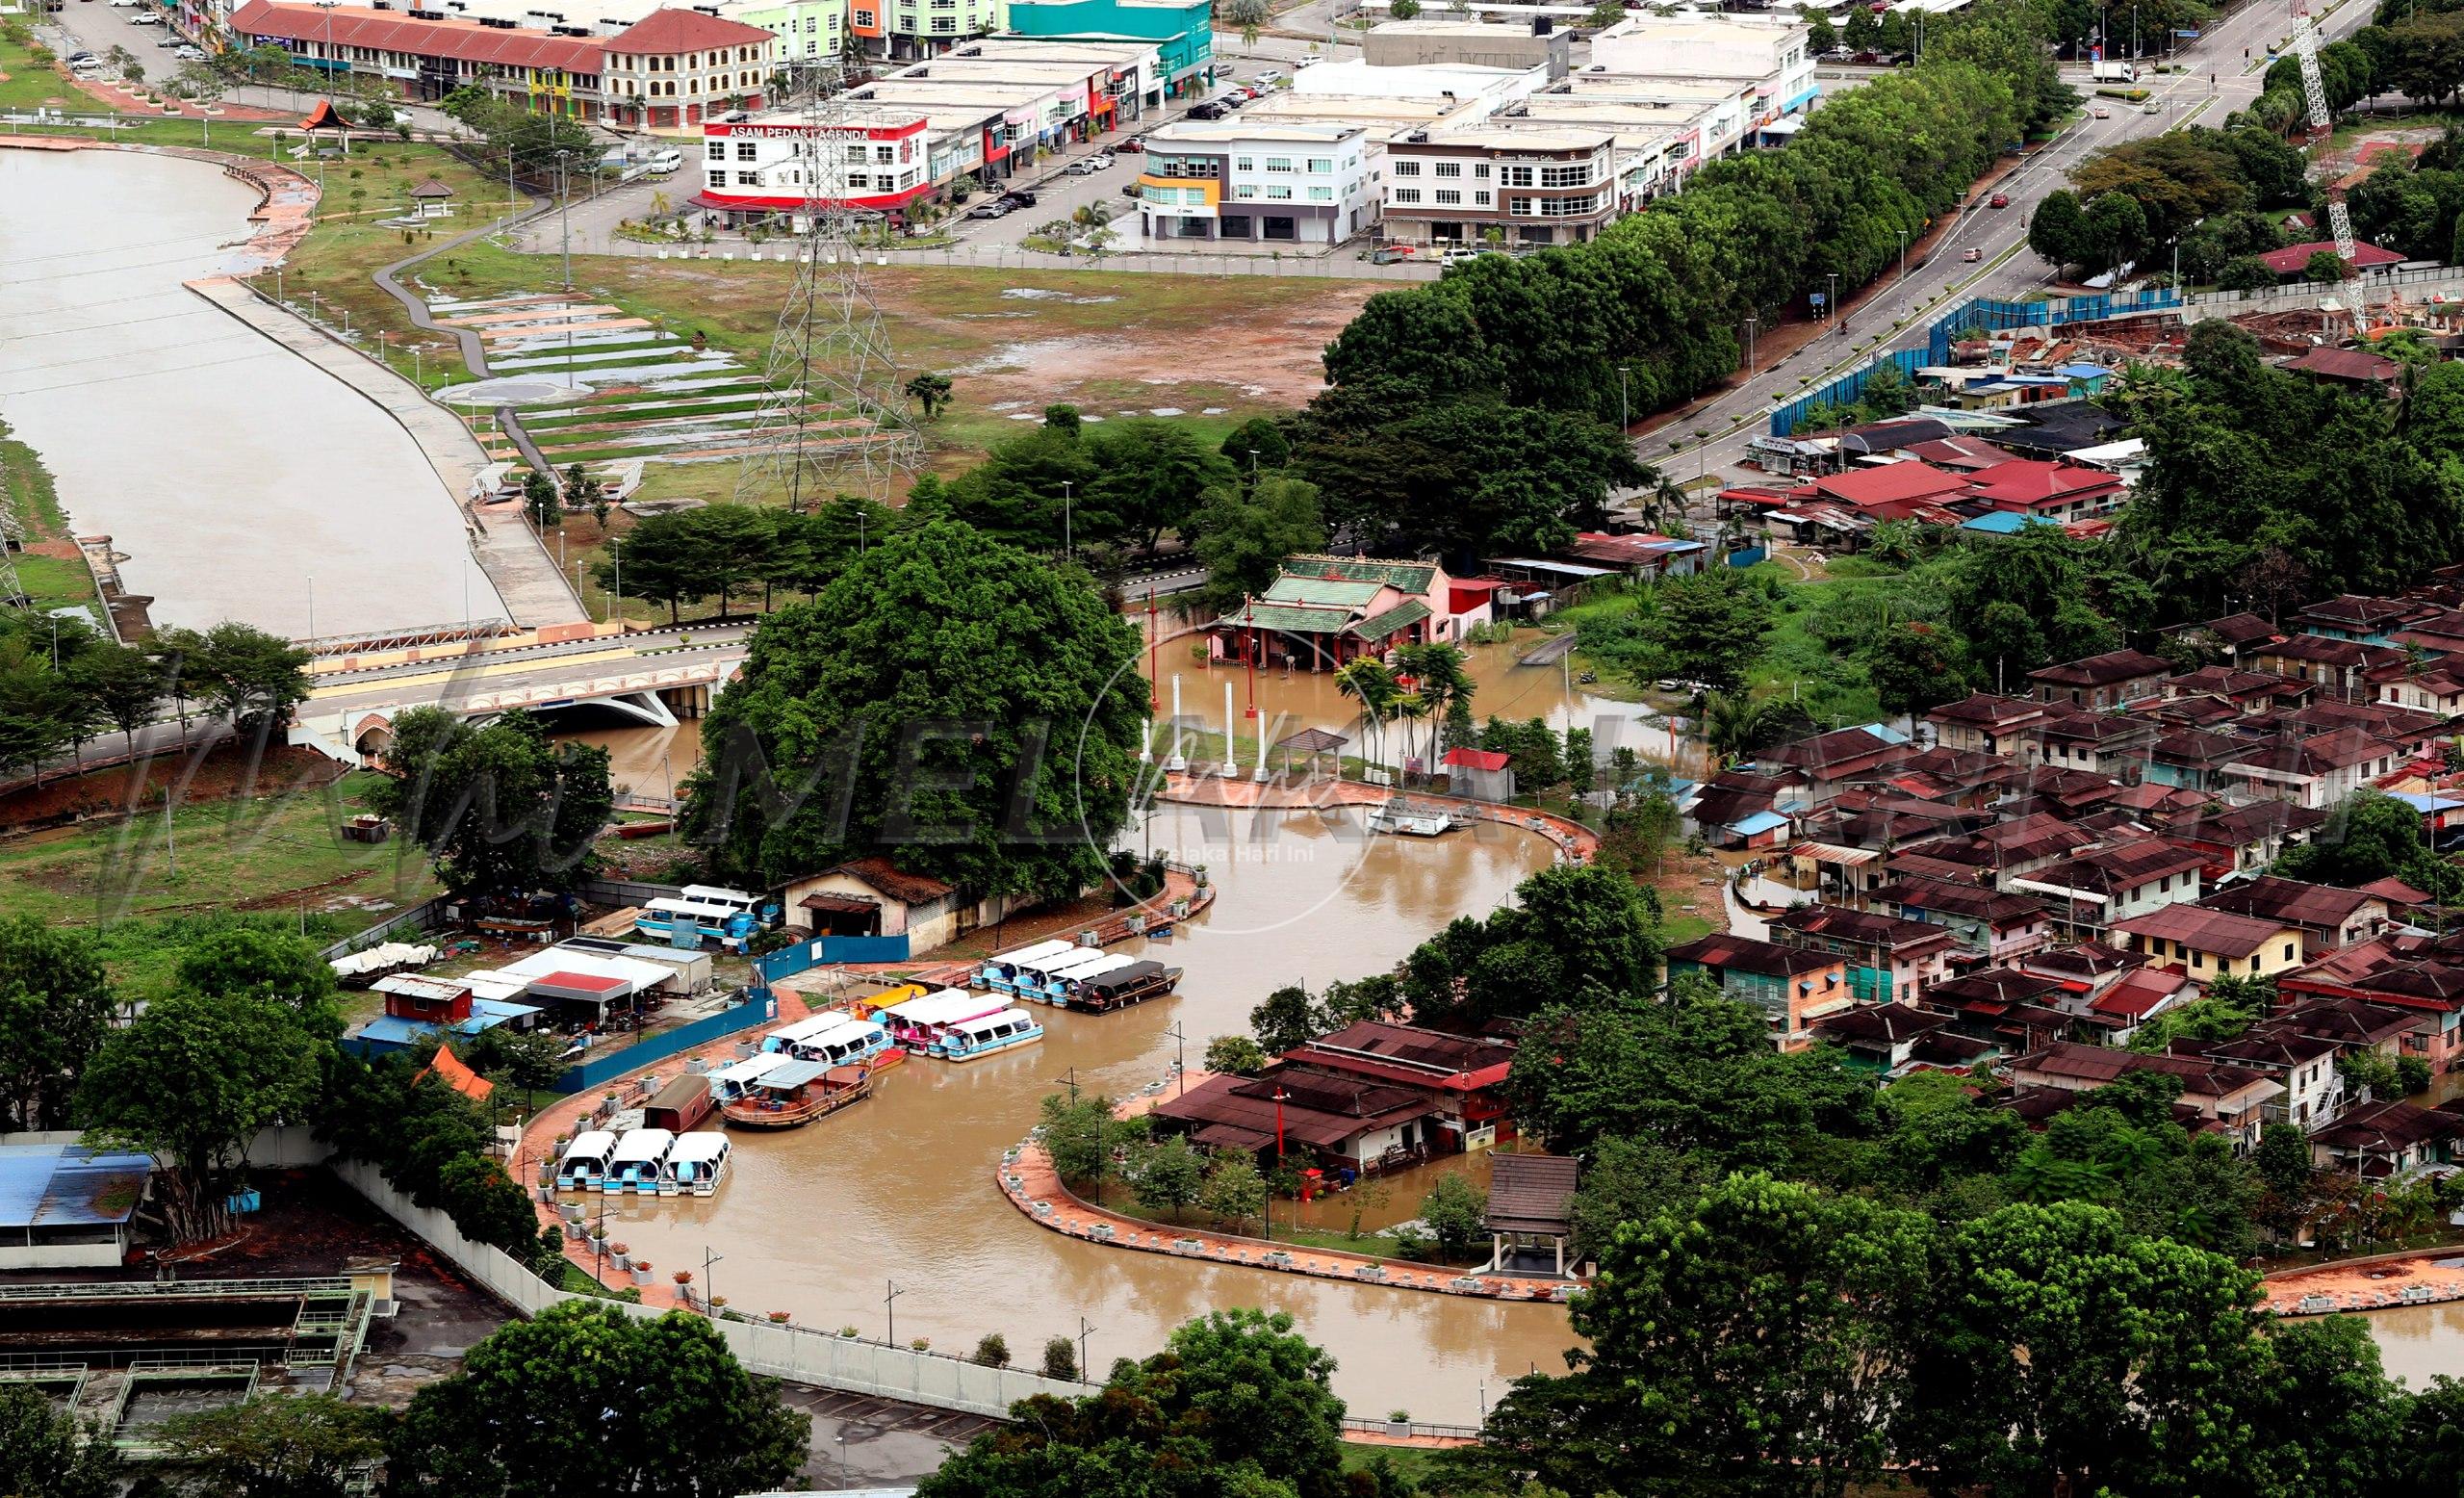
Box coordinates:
[681,520,1147,896]
[388,1302,809,1498]
[367,708,613,901]
[0,1384,118,1498]
[1190,476,1328,612]
[0,916,115,1130]
[160,621,313,736]
[159,1393,388,1498]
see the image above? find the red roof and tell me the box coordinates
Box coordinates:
[1793,462,1970,512]
[536,970,627,994]
[1964,459,2125,510]
[418,1045,495,1102]
[2258,240,2402,273]
[229,0,764,70]
[1444,747,1510,772]
[2283,346,2400,383]
[605,6,773,52]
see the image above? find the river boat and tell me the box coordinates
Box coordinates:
[707,1050,797,1104]
[555,1129,617,1192]
[932,1008,1045,1062]
[978,939,1077,994]
[762,1013,850,1054]
[878,987,1006,1049]
[657,1132,732,1197]
[720,1060,872,1129]
[1068,959,1185,1013]
[1041,951,1138,1004]
[605,1128,677,1194]
[785,1016,892,1069]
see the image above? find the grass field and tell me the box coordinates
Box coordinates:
[0,415,105,628]
[0,769,439,993]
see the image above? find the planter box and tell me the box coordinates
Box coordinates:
[631,1264,654,1286]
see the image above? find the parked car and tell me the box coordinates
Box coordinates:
[966,200,1013,219]
[1369,245,1413,263]
[173,42,203,57]
[156,34,185,46]
[128,12,160,23]
[66,48,95,61]
[2143,99,2163,113]
[1003,189,1038,208]
[646,148,683,174]
[1293,53,1319,68]
[1120,181,1142,196]
[1252,68,1285,86]
[1988,193,2010,208]
[1117,136,1144,152]
[2091,106,2110,117]
[1189,102,1226,119]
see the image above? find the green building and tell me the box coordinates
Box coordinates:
[1002,0,1215,95]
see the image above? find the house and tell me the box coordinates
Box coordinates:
[1871,877,2054,963]
[1806,1002,1959,1072]
[1756,725,1909,799]
[2007,839,2208,939]
[2145,729,2260,793]
[0,1143,153,1270]
[2035,709,2160,777]
[1784,461,1971,517]
[2277,939,2464,1073]
[783,858,1016,956]
[2297,593,2436,644]
[2083,966,2193,1042]
[2154,799,2328,880]
[2163,665,2313,715]
[2307,1098,2464,1176]
[348,974,542,1055]
[2008,1042,2283,1148]
[2165,611,2282,667]
[1964,459,2127,522]
[2281,346,2402,388]
[2108,904,2305,986]
[2379,661,2464,716]
[1924,693,2050,758]
[1211,556,1477,668]
[2258,239,2403,277]
[2026,649,2172,711]
[1442,747,1515,802]
[2246,633,2404,702]
[1768,903,1959,1003]
[1561,530,1707,580]
[2219,726,2401,810]
[1276,1020,1518,1153]
[2185,1031,2345,1128]
[2193,876,2397,958]
[1666,932,1855,1047]
[1149,1072,1451,1175]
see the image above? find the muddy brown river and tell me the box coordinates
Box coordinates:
[0,148,500,637]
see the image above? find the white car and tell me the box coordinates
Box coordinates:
[1293,53,1319,68]
[1253,68,1285,86]
[129,12,161,23]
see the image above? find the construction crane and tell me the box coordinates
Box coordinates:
[2291,2,2357,261]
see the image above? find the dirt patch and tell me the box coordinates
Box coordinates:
[0,740,346,832]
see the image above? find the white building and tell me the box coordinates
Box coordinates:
[692,108,937,220]
[1134,118,1377,245]
[1381,124,1614,246]
[1586,12,1818,125]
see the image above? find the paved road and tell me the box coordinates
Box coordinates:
[1644,0,2374,481]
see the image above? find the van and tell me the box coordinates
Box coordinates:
[1961,246,1981,262]
[647,148,683,175]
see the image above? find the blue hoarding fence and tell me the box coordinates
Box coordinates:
[554,992,778,1094]
[1768,349,1924,437]
[752,932,913,989]
[1924,287,2182,363]
[1725,545,1768,568]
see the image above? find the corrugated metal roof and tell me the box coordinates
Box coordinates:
[1261,576,1385,607]
[0,1144,152,1229]
[1348,598,1431,639]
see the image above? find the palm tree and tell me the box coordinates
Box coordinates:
[1393,692,1431,778]
[1335,659,1398,775]
[1702,691,1806,768]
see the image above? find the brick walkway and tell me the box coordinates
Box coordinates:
[994,1139,1579,1304]
[2259,1250,2464,1316]
[1155,773,1602,862]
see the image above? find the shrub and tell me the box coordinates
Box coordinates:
[1041,1335,1079,1381]
[973,1332,1012,1368]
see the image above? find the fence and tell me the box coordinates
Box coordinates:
[752,934,913,988]
[328,1157,1084,1417]
[553,993,776,1094]
[1923,287,2184,363]
[1767,349,1925,437]
[578,876,696,908]
[316,896,450,961]
[1724,545,1768,568]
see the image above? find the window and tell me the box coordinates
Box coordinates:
[707,141,727,159]
[1507,194,1532,215]
[1306,156,1332,172]
[854,6,874,21]
[1540,193,1599,217]
[846,143,868,163]
[736,141,757,160]
[1474,190,1491,205]
[1474,162,1490,178]
[1308,185,1332,201]
[1393,187,1421,204]
[1265,156,1293,172]
[1265,184,1292,199]
[706,170,726,188]
[1502,165,1533,187]
[1434,160,1461,178]
[876,145,895,163]
[1540,163,1591,187]
[1233,155,1252,171]
[1233,182,1257,198]
[735,170,760,186]
[1433,188,1459,205]
[2283,943,2296,961]
[1392,159,1421,176]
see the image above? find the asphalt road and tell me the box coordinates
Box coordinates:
[1644,0,2375,483]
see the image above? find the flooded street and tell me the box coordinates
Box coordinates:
[0,148,502,638]
[594,802,1577,1420]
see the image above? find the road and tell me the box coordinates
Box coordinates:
[1642,0,2373,483]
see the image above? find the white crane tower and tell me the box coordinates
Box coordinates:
[2290,0,2357,261]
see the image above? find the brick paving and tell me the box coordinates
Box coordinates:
[2259,1251,2464,1316]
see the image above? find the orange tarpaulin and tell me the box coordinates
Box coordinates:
[419,1044,494,1102]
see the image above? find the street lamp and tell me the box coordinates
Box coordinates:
[1060,479,1074,558]
[1616,362,1630,433]
[1742,315,1757,374]
[555,148,575,289]
[1897,227,1909,284]
[1077,1317,1097,1383]
[703,1247,724,1310]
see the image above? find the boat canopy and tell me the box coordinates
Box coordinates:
[754,1058,832,1091]
[950,1008,1035,1040]
[1035,947,1116,980]
[610,1128,676,1167]
[1053,953,1134,986]
[798,1017,884,1048]
[1082,960,1168,998]
[881,988,1000,1025]
[644,896,750,924]
[680,884,760,910]
[560,1129,617,1165]
[766,1014,846,1047]
[988,939,1075,969]
[713,1052,795,1088]
[668,1132,730,1167]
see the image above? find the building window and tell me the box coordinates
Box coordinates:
[1306,156,1332,172]
[736,141,757,160]
[1233,183,1256,198]
[707,170,726,189]
[1308,185,1332,201]
[1266,184,1292,199]
[875,145,895,163]
[1474,162,1490,178]
[1433,188,1459,205]
[735,171,759,186]
[1392,159,1421,176]
[1393,187,1421,204]
[1507,194,1531,215]
[1539,163,1590,187]
[1434,161,1461,178]
[707,141,727,159]
[1502,165,1533,187]
[855,7,874,21]
[1233,156,1252,171]
[1474,190,1491,205]
[1265,156,1293,172]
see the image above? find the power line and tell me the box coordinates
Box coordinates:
[2,331,256,377]
[0,348,283,400]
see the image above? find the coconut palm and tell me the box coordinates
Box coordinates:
[1335,659,1399,774]
[1393,642,1475,761]
[1701,691,1810,768]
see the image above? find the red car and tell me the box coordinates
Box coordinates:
[1989,193,2011,209]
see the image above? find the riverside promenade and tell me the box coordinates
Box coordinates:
[1152,771,1603,862]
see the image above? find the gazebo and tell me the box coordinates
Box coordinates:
[1273,726,1349,782]
[297,99,354,155]
[1481,1153,1579,1278]
[408,177,456,219]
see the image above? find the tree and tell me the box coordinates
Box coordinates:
[0,1383,118,1498]
[559,462,603,520]
[1701,691,1813,765]
[1221,0,1269,42]
[2308,247,2354,282]
[680,521,1147,897]
[522,467,561,529]
[1040,1092,1140,1186]
[591,510,708,624]
[1203,1033,1269,1075]
[0,917,114,1131]
[1219,416,1291,478]
[388,1302,808,1498]
[1040,1335,1079,1381]
[159,1393,386,1498]
[972,1332,1012,1368]
[68,640,165,757]
[923,1310,1348,1498]
[174,925,344,1042]
[1419,1170,1487,1259]
[1899,1201,2265,1498]
[1862,620,1972,717]
[163,622,312,736]
[1803,6,1837,51]
[1130,1134,1206,1216]
[904,371,954,420]
[1198,1151,1268,1232]
[1642,569,1773,694]
[78,992,323,1243]
[1190,476,1327,612]
[1471,1174,1926,1498]
[1250,983,1324,1054]
[367,708,613,901]
[2220,253,2275,291]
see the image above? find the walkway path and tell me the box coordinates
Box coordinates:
[2259,1249,2464,1316]
[995,1138,1578,1304]
[1154,771,1602,861]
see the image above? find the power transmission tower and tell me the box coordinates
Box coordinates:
[0,506,30,611]
[734,69,923,512]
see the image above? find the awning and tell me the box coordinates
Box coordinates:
[800,892,878,915]
[1193,1122,1275,1152]
[1789,841,1880,866]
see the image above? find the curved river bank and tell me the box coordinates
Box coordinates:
[596,802,1578,1422]
[0,146,501,637]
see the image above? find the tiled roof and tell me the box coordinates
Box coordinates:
[1262,576,1386,607]
[2258,239,2402,272]
[1485,1153,1578,1235]
[2195,875,2377,931]
[1282,555,1438,591]
[2282,346,2401,382]
[2013,1040,2278,1101]
[2027,648,2172,688]
[1671,932,1841,977]
[1443,747,1509,772]
[232,0,605,70]
[824,856,955,905]
[2110,903,2293,959]
[1348,598,1432,639]
[606,6,774,51]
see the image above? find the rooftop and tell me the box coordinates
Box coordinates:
[2109,903,2295,959]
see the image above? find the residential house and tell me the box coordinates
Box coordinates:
[1767,904,1958,1004]
[2294,593,2435,644]
[2219,725,2402,810]
[2027,649,2172,711]
[2165,611,2281,667]
[2246,633,2404,702]
[2163,665,2314,716]
[783,858,1000,953]
[2108,904,2306,987]
[2380,661,2464,717]
[1665,932,1854,1047]
[2007,1041,2283,1149]
[2153,800,2328,880]
[2193,876,2397,959]
[2145,728,2260,794]
[2008,839,2207,940]
[1867,877,2053,964]
[2035,710,2160,778]
[1923,693,2050,759]
[1274,1020,1518,1154]
[2281,345,2403,389]
[1560,530,1707,580]
[2309,1099,2464,1176]
[1805,1003,1965,1072]
[1963,459,2127,523]
[1210,555,1476,669]
[1755,725,1908,802]
[2186,1031,2344,1129]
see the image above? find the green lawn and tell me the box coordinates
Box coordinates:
[0,416,105,629]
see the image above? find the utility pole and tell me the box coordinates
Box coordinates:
[1164,1020,1188,1094]
[704,1247,724,1311]
[884,1279,906,1346]
[1054,1066,1081,1103]
[1077,1317,1097,1382]
[556,148,575,290]
[1616,363,1630,433]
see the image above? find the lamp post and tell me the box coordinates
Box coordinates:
[556,148,575,289]
[1164,1020,1187,1095]
[1060,479,1073,558]
[1743,315,1757,374]
[1897,227,1909,284]
[1616,362,1630,433]
[1825,271,1837,326]
[703,1247,724,1311]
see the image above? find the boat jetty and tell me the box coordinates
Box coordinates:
[1365,798,1475,838]
[720,1059,872,1129]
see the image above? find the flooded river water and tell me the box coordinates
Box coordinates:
[594,801,1578,1421]
[0,148,501,637]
